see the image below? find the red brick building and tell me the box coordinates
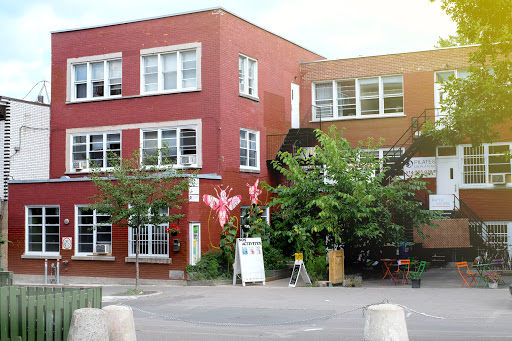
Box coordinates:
[7,8,323,281]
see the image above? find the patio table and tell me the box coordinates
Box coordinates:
[472,263,492,287]
[380,259,395,281]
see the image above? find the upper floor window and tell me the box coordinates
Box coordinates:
[141,126,197,167]
[313,75,403,120]
[73,59,122,100]
[435,69,469,117]
[26,206,60,255]
[240,128,260,171]
[462,143,511,186]
[71,132,121,172]
[239,54,258,98]
[141,49,197,94]
[75,206,111,255]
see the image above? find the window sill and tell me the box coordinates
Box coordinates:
[239,93,260,102]
[21,254,62,260]
[65,164,202,175]
[71,255,116,261]
[460,184,511,190]
[66,89,201,104]
[311,113,405,122]
[125,257,172,264]
[240,167,260,174]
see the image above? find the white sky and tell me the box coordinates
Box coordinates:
[0,0,456,102]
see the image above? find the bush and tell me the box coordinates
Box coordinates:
[186,251,230,280]
[263,243,289,270]
[306,255,329,282]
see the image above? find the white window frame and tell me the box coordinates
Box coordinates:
[460,143,512,188]
[483,221,511,249]
[25,206,60,256]
[240,205,269,238]
[312,75,403,121]
[128,208,169,258]
[240,128,260,172]
[74,206,112,256]
[140,125,198,168]
[140,42,201,95]
[239,54,258,99]
[70,131,121,172]
[67,53,123,102]
[434,69,469,118]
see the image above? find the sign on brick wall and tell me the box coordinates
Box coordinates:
[403,157,436,178]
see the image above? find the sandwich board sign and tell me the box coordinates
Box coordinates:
[233,238,265,286]
[289,253,311,287]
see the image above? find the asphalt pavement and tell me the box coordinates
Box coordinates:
[95,267,512,340]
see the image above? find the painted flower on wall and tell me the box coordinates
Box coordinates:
[247,179,262,205]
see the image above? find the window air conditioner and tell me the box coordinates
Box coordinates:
[490,173,507,185]
[73,161,87,171]
[96,244,111,254]
[180,155,196,165]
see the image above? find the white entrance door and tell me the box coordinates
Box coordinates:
[437,157,459,198]
[189,222,201,265]
[291,83,300,128]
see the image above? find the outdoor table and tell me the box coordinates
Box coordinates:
[380,259,395,280]
[472,263,492,287]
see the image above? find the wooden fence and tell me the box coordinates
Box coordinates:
[0,271,13,286]
[0,284,102,341]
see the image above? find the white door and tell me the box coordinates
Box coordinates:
[437,157,459,198]
[189,222,201,265]
[291,83,300,128]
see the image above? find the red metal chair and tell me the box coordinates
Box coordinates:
[457,261,477,287]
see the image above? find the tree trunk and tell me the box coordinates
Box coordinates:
[136,224,140,290]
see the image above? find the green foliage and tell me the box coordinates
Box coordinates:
[435,33,474,48]
[428,0,512,145]
[305,256,329,282]
[185,251,231,280]
[266,126,443,265]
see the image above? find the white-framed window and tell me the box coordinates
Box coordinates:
[141,49,197,94]
[240,205,269,238]
[434,69,469,117]
[484,221,511,248]
[141,126,197,167]
[239,54,258,98]
[72,59,122,100]
[128,208,169,257]
[367,148,405,176]
[26,206,60,255]
[461,143,512,186]
[71,132,121,171]
[312,75,403,120]
[75,206,112,255]
[240,128,260,171]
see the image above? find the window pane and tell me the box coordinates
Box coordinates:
[76,84,87,98]
[384,96,403,114]
[359,78,379,97]
[361,98,379,115]
[315,82,333,119]
[91,62,104,80]
[382,76,403,96]
[180,129,196,155]
[239,57,245,92]
[163,53,177,90]
[436,71,454,83]
[109,60,122,96]
[75,64,87,81]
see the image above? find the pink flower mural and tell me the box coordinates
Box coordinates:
[247,179,262,205]
[203,186,242,228]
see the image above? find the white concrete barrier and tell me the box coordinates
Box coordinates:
[363,303,409,341]
[67,308,109,341]
[103,305,137,341]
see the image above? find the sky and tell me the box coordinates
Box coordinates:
[0,0,456,102]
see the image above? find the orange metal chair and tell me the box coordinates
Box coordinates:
[457,261,477,287]
[393,259,410,285]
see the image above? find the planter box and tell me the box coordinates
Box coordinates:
[411,278,421,288]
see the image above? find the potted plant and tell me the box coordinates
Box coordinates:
[409,272,422,288]
[165,224,180,236]
[484,271,502,288]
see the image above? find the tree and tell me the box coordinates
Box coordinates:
[88,151,192,290]
[266,127,442,266]
[428,0,512,146]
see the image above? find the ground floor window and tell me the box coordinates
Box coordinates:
[26,206,60,254]
[129,225,169,257]
[240,205,269,238]
[75,206,112,255]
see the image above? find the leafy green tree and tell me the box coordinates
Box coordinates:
[428,0,512,145]
[88,151,192,290]
[266,127,442,266]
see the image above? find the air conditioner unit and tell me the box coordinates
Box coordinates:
[73,161,87,171]
[490,173,507,185]
[180,155,196,165]
[96,244,111,254]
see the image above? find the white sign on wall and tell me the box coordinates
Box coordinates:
[62,237,72,250]
[403,157,436,178]
[188,178,199,202]
[429,194,455,210]
[233,238,266,286]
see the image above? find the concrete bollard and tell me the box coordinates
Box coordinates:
[103,305,137,341]
[67,308,109,341]
[363,304,409,341]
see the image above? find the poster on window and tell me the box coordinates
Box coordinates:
[233,238,265,286]
[403,157,436,178]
